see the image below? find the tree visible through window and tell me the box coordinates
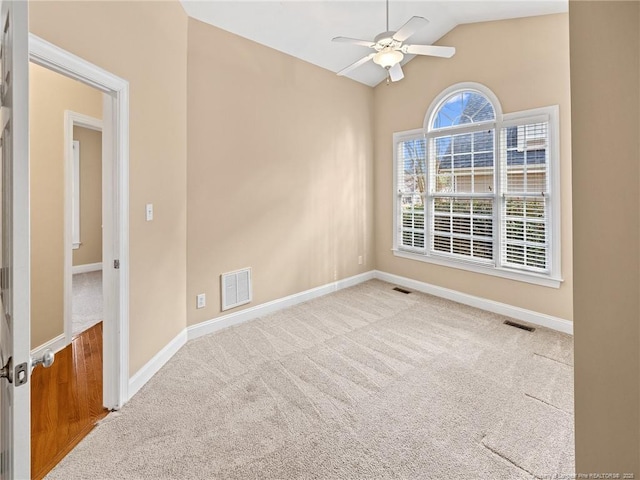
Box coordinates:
[393,83,561,284]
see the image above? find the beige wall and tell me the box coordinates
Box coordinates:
[569,1,640,474]
[29,63,102,349]
[72,126,102,267]
[186,18,374,326]
[373,14,573,321]
[30,1,189,374]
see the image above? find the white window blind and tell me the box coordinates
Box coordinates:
[395,134,426,252]
[500,121,550,273]
[430,128,495,262]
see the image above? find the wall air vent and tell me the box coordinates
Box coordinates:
[503,320,535,332]
[392,287,411,294]
[221,267,252,311]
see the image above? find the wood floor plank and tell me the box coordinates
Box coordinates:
[31,322,108,480]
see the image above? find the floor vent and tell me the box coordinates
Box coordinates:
[504,320,535,332]
[221,268,252,311]
[392,287,411,294]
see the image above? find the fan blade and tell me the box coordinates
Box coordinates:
[389,63,404,82]
[404,44,456,58]
[337,53,376,76]
[332,36,375,48]
[393,16,429,42]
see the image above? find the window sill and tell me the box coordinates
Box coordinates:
[392,249,563,289]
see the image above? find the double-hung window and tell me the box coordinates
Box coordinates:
[393,83,561,287]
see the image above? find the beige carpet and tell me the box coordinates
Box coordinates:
[46,279,574,479]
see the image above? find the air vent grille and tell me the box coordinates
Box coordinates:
[392,287,411,294]
[221,268,252,311]
[503,320,535,332]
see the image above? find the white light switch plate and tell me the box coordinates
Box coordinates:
[196,293,206,309]
[146,203,153,221]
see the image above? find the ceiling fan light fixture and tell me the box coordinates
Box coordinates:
[373,48,404,69]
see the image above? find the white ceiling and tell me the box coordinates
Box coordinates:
[180,1,568,87]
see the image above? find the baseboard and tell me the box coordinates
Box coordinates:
[31,333,67,359]
[72,262,102,274]
[127,329,188,399]
[374,270,573,335]
[187,270,376,341]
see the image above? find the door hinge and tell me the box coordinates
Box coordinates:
[114,259,120,269]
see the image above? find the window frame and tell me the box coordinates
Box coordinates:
[392,83,562,288]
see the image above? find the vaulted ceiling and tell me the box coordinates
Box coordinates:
[181,1,568,86]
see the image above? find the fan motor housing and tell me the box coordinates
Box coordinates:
[374,31,400,49]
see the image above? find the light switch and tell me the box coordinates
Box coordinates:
[196,293,206,309]
[146,203,153,221]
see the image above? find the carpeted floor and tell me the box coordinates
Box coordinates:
[72,271,103,335]
[47,279,574,479]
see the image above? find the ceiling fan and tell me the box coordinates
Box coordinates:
[332,0,456,82]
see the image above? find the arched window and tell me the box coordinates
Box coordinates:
[393,83,561,286]
[431,89,496,129]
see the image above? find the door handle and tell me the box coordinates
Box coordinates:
[31,349,54,370]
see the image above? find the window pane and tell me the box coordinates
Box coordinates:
[430,197,494,262]
[473,241,493,259]
[453,134,472,154]
[502,197,548,272]
[500,120,550,273]
[473,130,494,152]
[432,91,495,129]
[433,235,451,253]
[452,199,471,214]
[452,217,471,235]
[434,130,494,194]
[452,237,471,256]
[397,137,427,252]
[434,198,451,213]
[433,215,451,233]
[400,203,425,250]
[473,218,493,237]
[397,138,426,195]
[502,123,548,194]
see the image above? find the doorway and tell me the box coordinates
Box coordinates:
[29,62,108,478]
[65,112,104,341]
[27,34,130,477]
[29,32,130,409]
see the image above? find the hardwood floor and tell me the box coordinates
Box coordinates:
[31,322,109,480]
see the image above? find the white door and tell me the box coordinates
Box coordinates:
[0,1,31,479]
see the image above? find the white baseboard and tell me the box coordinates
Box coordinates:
[373,270,573,335]
[128,329,187,399]
[187,270,376,341]
[72,262,102,274]
[31,333,67,360]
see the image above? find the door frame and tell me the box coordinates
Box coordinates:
[63,111,103,346]
[29,34,130,409]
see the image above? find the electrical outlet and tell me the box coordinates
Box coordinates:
[358,255,364,265]
[196,293,206,309]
